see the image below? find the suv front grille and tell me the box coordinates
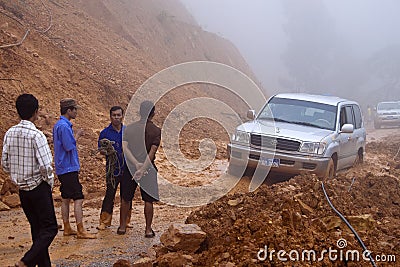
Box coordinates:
[251,134,301,152]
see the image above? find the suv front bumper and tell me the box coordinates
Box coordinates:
[374,115,400,127]
[228,142,331,177]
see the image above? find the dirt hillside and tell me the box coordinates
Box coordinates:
[0,0,255,186]
[2,1,399,267]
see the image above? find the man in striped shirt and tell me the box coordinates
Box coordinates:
[2,94,58,267]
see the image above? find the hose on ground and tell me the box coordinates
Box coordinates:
[321,181,377,267]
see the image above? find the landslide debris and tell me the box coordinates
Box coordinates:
[169,134,400,266]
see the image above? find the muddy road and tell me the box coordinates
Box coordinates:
[0,127,399,266]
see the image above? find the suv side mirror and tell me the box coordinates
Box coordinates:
[341,123,354,133]
[247,110,255,120]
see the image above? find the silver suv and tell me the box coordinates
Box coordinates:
[228,93,366,178]
[374,101,400,129]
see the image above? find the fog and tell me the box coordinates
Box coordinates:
[181,0,400,107]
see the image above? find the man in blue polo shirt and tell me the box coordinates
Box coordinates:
[53,98,96,239]
[97,106,130,230]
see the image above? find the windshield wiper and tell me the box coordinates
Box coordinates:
[258,117,329,129]
[289,121,327,129]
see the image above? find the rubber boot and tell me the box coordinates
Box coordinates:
[63,222,77,236]
[126,208,133,228]
[97,212,112,230]
[77,222,96,239]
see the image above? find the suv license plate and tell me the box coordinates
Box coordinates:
[260,157,280,167]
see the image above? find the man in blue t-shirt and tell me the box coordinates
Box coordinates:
[97,106,130,230]
[53,98,96,239]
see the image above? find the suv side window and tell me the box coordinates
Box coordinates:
[352,105,362,129]
[340,106,355,128]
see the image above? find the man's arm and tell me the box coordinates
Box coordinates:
[122,141,142,169]
[133,145,158,180]
[35,132,54,187]
[74,128,84,141]
[1,133,10,173]
[59,125,76,152]
[98,130,107,155]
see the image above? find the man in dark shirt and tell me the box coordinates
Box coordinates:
[118,101,161,237]
[97,106,129,230]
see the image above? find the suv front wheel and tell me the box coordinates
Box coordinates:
[324,158,335,179]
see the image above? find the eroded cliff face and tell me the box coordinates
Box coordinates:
[0,0,257,181]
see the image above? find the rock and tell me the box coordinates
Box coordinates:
[281,209,303,230]
[322,214,375,232]
[3,194,20,208]
[160,223,206,253]
[0,22,8,29]
[0,201,10,211]
[113,259,132,267]
[348,214,375,231]
[132,257,153,267]
[227,198,242,206]
[229,210,236,221]
[1,179,18,195]
[157,252,191,267]
[42,130,53,138]
[281,185,296,193]
[222,252,230,259]
[295,199,314,215]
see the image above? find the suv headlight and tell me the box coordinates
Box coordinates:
[231,130,250,144]
[300,142,326,155]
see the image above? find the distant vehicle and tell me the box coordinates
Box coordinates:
[228,93,366,179]
[374,101,400,129]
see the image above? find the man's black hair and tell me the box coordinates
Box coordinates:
[139,101,155,119]
[16,94,39,120]
[110,106,124,116]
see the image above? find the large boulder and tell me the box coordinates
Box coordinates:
[113,259,132,267]
[157,252,193,267]
[160,223,206,253]
[132,257,153,267]
[2,193,20,208]
[0,179,18,195]
[0,200,10,211]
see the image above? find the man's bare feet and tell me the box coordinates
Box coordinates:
[15,260,27,267]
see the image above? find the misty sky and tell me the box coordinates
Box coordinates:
[181,0,400,103]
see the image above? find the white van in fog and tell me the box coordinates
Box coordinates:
[228,93,366,178]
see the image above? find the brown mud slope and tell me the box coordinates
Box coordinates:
[0,0,254,190]
[183,134,400,266]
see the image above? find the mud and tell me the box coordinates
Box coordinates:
[1,128,399,266]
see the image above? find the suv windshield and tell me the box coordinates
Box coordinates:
[258,97,337,131]
[377,102,400,111]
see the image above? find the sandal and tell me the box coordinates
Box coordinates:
[145,229,155,238]
[117,227,126,235]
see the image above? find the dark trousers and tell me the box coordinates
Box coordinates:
[19,182,58,267]
[101,175,121,214]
